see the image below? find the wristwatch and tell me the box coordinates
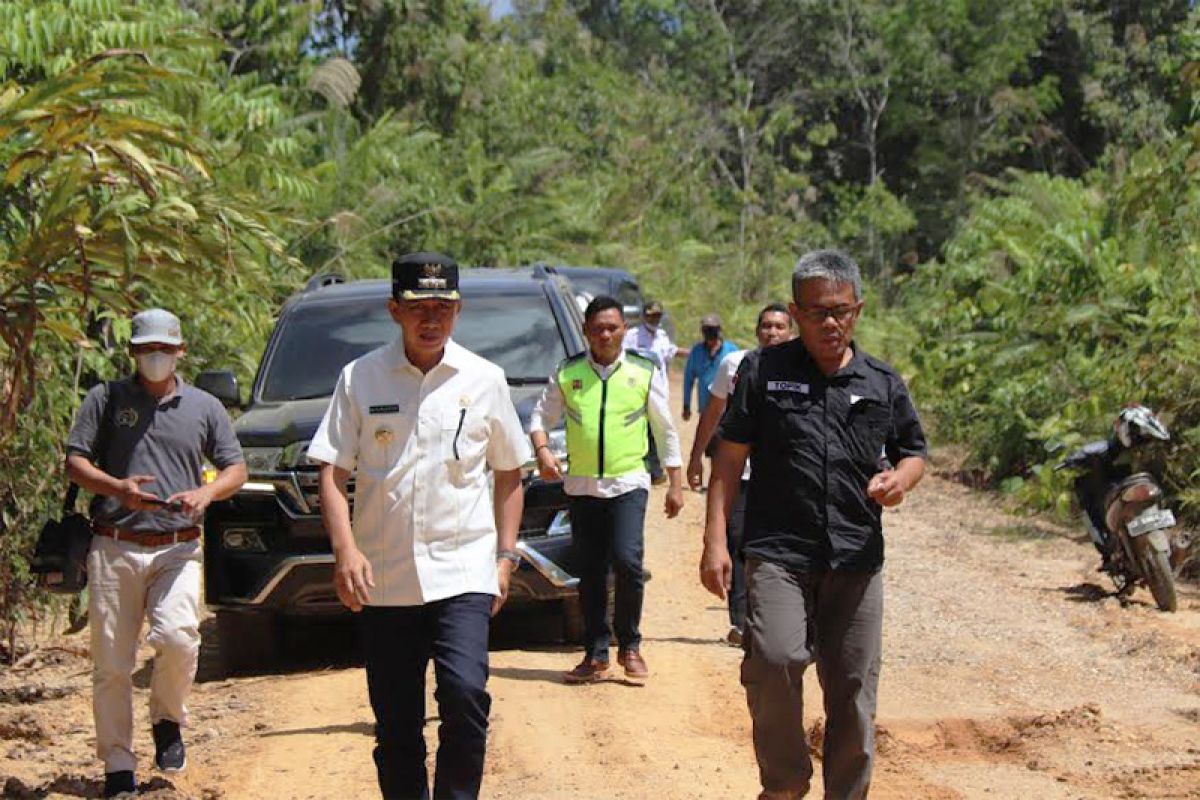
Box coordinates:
[496,549,521,567]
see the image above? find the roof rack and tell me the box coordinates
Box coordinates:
[531,262,559,279]
[303,272,346,293]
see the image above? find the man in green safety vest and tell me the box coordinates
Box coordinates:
[530,295,685,684]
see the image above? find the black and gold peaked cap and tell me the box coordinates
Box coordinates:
[392,251,460,301]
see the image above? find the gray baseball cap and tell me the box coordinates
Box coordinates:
[130,308,183,346]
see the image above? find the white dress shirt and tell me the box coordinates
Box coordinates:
[308,338,532,606]
[530,350,682,499]
[710,348,751,481]
[622,324,678,373]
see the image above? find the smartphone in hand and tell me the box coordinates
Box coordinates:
[143,497,186,513]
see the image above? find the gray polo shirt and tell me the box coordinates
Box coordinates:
[66,375,244,533]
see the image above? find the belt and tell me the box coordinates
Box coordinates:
[92,524,201,547]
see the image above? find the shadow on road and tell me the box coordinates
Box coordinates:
[1056,582,1165,611]
[489,665,569,684]
[0,773,177,799]
[1059,582,1112,603]
[642,635,730,648]
[196,605,575,682]
[259,721,374,738]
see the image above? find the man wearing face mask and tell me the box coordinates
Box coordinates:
[622,300,684,375]
[682,313,738,424]
[65,308,247,798]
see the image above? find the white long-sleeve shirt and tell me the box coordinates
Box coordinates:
[530,349,682,498]
[622,324,678,370]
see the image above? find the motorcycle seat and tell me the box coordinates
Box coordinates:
[1104,472,1159,531]
[1104,472,1156,503]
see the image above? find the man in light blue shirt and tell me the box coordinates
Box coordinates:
[682,313,738,422]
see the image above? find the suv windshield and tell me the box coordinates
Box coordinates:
[564,273,610,297]
[259,292,566,402]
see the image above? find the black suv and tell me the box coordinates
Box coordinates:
[553,265,676,342]
[197,266,586,672]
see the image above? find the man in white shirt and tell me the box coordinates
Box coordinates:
[531,296,684,684]
[687,302,793,646]
[621,299,683,373]
[309,252,530,800]
[621,299,683,484]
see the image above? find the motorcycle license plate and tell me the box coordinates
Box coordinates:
[1127,507,1176,537]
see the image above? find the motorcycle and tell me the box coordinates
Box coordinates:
[1056,405,1185,612]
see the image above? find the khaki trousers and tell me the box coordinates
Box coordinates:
[741,559,883,799]
[88,535,202,773]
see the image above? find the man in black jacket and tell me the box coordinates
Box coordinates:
[700,250,927,799]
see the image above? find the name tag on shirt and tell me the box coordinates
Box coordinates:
[369,404,401,415]
[767,381,809,394]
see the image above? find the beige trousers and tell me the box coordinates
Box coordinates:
[88,535,202,773]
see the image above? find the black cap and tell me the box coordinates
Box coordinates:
[392,252,460,301]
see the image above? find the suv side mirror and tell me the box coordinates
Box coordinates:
[196,370,241,408]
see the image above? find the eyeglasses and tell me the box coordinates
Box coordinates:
[644,313,663,321]
[795,304,860,324]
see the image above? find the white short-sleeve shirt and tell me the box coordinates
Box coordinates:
[622,325,678,373]
[307,338,532,606]
[710,348,751,481]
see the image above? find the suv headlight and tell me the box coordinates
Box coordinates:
[242,446,284,475]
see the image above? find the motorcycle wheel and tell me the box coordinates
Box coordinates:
[1135,534,1178,612]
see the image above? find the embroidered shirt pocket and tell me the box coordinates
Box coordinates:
[442,408,488,477]
[764,385,813,421]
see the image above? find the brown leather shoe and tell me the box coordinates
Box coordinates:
[563,656,610,684]
[757,790,803,800]
[617,648,649,681]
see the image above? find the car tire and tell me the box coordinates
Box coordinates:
[199,610,280,679]
[561,596,585,645]
[559,587,618,645]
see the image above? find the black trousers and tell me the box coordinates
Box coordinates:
[359,594,492,800]
[568,489,649,660]
[727,480,749,629]
[644,430,664,480]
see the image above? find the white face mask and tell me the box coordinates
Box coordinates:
[136,351,177,382]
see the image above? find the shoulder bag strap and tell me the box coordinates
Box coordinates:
[63,380,115,515]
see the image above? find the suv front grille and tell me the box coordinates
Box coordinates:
[289,466,354,516]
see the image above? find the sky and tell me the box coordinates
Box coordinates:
[485,0,515,18]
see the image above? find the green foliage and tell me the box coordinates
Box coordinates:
[906,120,1200,523]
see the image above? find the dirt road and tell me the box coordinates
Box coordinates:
[3,444,1199,798]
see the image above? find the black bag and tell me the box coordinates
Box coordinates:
[31,484,92,594]
[30,380,114,594]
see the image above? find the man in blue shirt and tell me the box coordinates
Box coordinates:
[682,313,738,422]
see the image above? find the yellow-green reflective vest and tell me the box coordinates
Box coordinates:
[558,353,654,478]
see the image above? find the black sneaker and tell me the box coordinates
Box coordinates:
[103,770,136,797]
[152,720,187,772]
